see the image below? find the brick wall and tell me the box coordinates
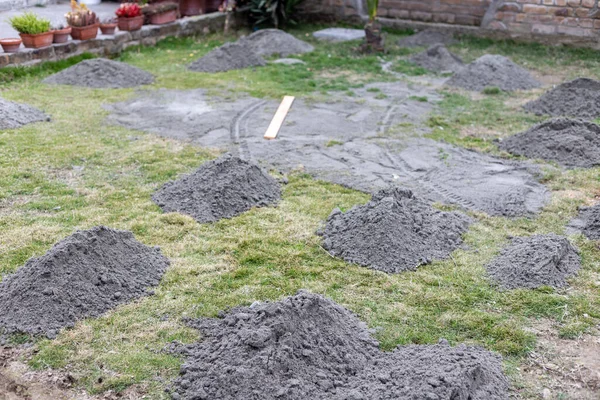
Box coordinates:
[484,0,600,38]
[378,0,492,26]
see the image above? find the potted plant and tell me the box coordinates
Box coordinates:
[8,12,53,49]
[66,0,99,40]
[0,37,21,53]
[100,18,117,35]
[206,0,221,12]
[179,0,205,16]
[116,3,144,31]
[362,0,384,53]
[144,2,178,25]
[52,23,72,43]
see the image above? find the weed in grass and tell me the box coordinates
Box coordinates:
[483,86,502,95]
[409,95,428,102]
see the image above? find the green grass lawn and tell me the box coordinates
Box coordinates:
[0,26,599,399]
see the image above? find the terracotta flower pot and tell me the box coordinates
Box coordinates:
[179,0,205,16]
[52,27,72,44]
[70,24,99,40]
[19,31,54,49]
[0,38,21,53]
[100,23,117,35]
[205,0,220,12]
[117,15,144,31]
[150,9,178,25]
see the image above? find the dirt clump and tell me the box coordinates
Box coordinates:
[498,118,600,168]
[410,44,464,73]
[397,29,456,47]
[43,58,154,88]
[319,187,471,273]
[152,154,281,223]
[446,54,540,92]
[0,226,169,339]
[568,203,600,240]
[171,290,509,400]
[0,98,49,129]
[523,78,600,119]
[485,234,580,290]
[188,42,266,73]
[240,29,314,57]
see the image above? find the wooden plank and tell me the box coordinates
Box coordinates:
[264,96,295,140]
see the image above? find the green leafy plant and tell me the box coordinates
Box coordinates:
[250,0,304,29]
[366,0,379,22]
[8,12,51,34]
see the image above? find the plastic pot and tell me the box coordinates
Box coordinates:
[19,31,53,49]
[70,24,99,40]
[179,0,205,16]
[100,23,117,35]
[52,27,72,44]
[150,9,178,25]
[0,38,21,53]
[117,15,144,31]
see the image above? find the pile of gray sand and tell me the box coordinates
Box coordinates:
[171,290,509,400]
[410,44,464,73]
[523,78,600,119]
[43,58,154,88]
[319,187,471,273]
[446,54,540,92]
[152,154,281,223]
[486,234,580,290]
[0,226,168,338]
[397,29,456,47]
[0,97,49,129]
[188,42,266,73]
[240,29,314,57]
[498,118,600,168]
[568,203,600,240]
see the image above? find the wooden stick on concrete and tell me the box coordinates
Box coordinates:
[264,96,295,140]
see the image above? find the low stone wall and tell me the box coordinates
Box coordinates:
[0,10,246,68]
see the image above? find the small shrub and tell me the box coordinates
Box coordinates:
[482,86,501,95]
[249,0,304,29]
[8,12,51,34]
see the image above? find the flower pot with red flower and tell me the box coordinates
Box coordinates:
[144,2,178,25]
[0,38,21,53]
[100,18,118,35]
[116,3,144,31]
[52,24,72,43]
[66,0,99,40]
[8,12,53,49]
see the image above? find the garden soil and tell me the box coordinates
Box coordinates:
[319,187,472,273]
[523,78,600,119]
[410,44,464,73]
[152,154,281,223]
[498,118,600,168]
[0,98,49,129]
[240,29,314,57]
[171,290,509,400]
[485,234,580,290]
[43,58,154,88]
[105,83,549,217]
[397,29,456,47]
[446,54,541,92]
[188,42,266,73]
[567,203,600,240]
[0,226,169,339]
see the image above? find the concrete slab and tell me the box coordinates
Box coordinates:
[313,28,365,42]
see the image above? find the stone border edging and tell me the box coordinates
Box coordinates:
[0,10,248,68]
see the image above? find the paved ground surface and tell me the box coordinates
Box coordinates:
[0,1,117,41]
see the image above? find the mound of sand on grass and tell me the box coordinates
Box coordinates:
[240,29,314,57]
[152,154,281,223]
[409,44,464,73]
[318,187,471,273]
[0,226,169,339]
[188,42,266,73]
[498,118,600,168]
[43,58,154,88]
[486,234,580,290]
[568,203,600,240]
[523,78,600,119]
[446,54,540,92]
[397,29,456,47]
[0,97,49,129]
[171,290,509,400]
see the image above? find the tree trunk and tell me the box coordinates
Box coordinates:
[361,21,385,53]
